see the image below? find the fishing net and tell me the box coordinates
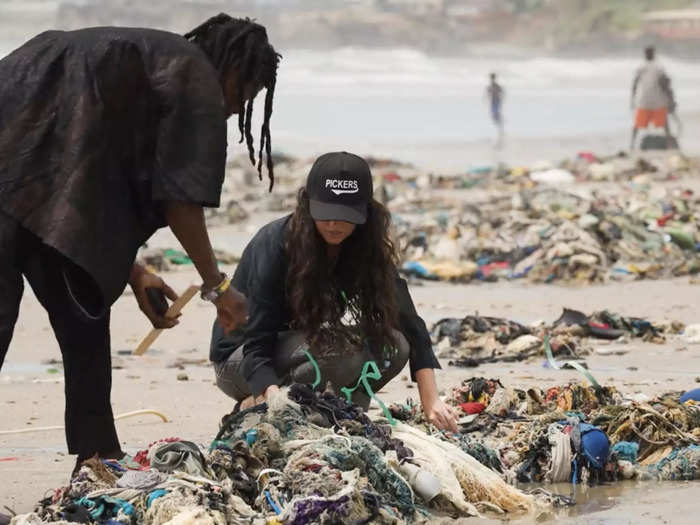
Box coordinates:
[390,423,534,515]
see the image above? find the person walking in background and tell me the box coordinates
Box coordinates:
[630,46,677,150]
[486,72,505,148]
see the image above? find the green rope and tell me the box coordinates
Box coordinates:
[337,290,395,424]
[544,334,601,390]
[341,360,397,426]
[302,349,322,389]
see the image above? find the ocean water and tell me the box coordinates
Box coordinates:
[3,39,700,166]
[266,47,700,142]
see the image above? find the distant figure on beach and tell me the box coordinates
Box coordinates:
[630,46,677,150]
[486,72,505,147]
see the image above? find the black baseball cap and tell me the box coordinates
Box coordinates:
[306,151,373,225]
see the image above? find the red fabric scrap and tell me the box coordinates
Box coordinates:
[545,387,560,402]
[577,151,598,163]
[133,437,182,467]
[480,261,509,277]
[657,213,674,227]
[459,402,486,415]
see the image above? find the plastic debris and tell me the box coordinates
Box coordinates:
[13,385,549,524]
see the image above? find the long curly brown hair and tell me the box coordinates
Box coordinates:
[285,188,398,358]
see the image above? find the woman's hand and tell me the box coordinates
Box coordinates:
[214,286,248,333]
[239,385,280,410]
[129,264,179,329]
[422,397,458,433]
[415,368,458,433]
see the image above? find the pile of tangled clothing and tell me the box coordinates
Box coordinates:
[376,152,698,212]
[430,309,683,367]
[397,184,700,284]
[551,308,684,343]
[441,377,621,421]
[215,151,700,253]
[391,377,700,487]
[13,385,546,525]
[130,150,699,284]
[556,151,696,184]
[427,153,697,192]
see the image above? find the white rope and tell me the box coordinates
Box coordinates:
[0,409,169,435]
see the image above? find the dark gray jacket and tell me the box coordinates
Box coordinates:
[210,215,440,396]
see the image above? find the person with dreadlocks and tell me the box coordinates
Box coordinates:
[210,152,458,432]
[0,14,278,467]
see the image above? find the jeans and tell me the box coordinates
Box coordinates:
[214,329,410,409]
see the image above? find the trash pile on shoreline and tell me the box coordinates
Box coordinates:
[430,309,685,367]
[398,185,700,284]
[12,386,544,525]
[391,379,700,485]
[204,152,700,286]
[221,151,700,215]
[8,382,698,524]
[389,152,697,195]
[454,151,697,189]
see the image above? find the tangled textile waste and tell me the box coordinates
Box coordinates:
[391,376,699,487]
[639,445,700,481]
[431,309,684,368]
[226,151,700,285]
[397,182,700,284]
[12,384,541,525]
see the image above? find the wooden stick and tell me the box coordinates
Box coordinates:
[133,284,199,356]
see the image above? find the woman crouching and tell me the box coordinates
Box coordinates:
[210,151,457,431]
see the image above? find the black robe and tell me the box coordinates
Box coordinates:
[0,27,227,308]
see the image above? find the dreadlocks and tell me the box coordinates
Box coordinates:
[185,14,280,190]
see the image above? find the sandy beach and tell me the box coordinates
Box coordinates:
[1,2,700,522]
[2,168,699,522]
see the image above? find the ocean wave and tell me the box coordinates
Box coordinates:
[280,47,700,97]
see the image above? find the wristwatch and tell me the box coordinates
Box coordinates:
[201,273,231,303]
